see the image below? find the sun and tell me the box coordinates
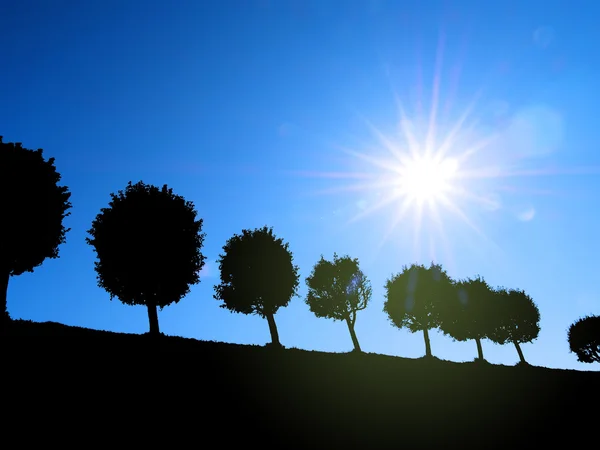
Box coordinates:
[288,29,600,266]
[393,155,459,205]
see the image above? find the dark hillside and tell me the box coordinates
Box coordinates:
[4,319,597,449]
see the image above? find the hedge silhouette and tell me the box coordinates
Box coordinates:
[86,181,206,336]
[305,253,371,352]
[214,225,299,347]
[0,137,72,331]
[567,315,600,364]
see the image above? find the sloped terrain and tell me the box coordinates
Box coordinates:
[3,319,597,449]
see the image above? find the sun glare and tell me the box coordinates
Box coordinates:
[291,31,600,265]
[394,155,459,205]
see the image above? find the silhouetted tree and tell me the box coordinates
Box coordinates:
[305,253,371,352]
[383,262,455,358]
[489,288,540,365]
[86,181,206,336]
[567,315,600,364]
[439,276,498,362]
[214,226,299,348]
[0,137,72,331]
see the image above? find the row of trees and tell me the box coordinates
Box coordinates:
[1,137,598,365]
[308,256,540,363]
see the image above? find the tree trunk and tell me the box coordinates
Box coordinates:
[345,316,362,352]
[513,340,526,364]
[475,337,484,360]
[146,302,160,336]
[423,327,432,357]
[1,268,9,333]
[266,312,281,347]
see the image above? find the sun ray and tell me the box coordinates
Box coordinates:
[426,201,456,270]
[347,192,402,224]
[428,234,438,264]
[362,119,407,162]
[459,164,600,181]
[391,89,422,160]
[412,200,425,261]
[495,185,563,196]
[436,192,505,258]
[441,194,507,259]
[306,178,395,197]
[372,196,416,257]
[425,29,446,158]
[496,165,600,177]
[337,146,398,173]
[398,107,422,160]
[285,170,375,180]
[454,133,499,163]
[452,188,502,210]
[436,193,484,237]
[436,90,482,160]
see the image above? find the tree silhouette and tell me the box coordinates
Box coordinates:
[439,276,498,362]
[305,253,371,352]
[567,315,600,364]
[489,288,540,365]
[383,262,455,358]
[86,181,206,336]
[214,226,299,348]
[0,137,72,330]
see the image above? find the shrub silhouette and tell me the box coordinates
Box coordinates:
[383,262,455,358]
[86,181,206,336]
[305,253,371,352]
[567,314,600,364]
[489,288,540,364]
[0,137,72,330]
[214,225,299,348]
[439,275,499,362]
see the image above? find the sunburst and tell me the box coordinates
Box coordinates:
[287,33,600,266]
[332,106,495,262]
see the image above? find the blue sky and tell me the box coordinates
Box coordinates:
[2,0,599,371]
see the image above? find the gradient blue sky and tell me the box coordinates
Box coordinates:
[2,0,599,370]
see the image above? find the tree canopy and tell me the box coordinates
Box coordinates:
[567,315,600,364]
[305,253,371,352]
[86,181,206,335]
[439,276,498,361]
[0,137,72,326]
[489,288,540,364]
[383,262,455,358]
[214,225,299,347]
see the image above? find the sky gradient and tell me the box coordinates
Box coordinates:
[2,0,599,370]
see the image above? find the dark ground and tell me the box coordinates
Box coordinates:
[3,319,598,449]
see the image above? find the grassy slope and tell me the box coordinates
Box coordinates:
[4,319,598,449]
